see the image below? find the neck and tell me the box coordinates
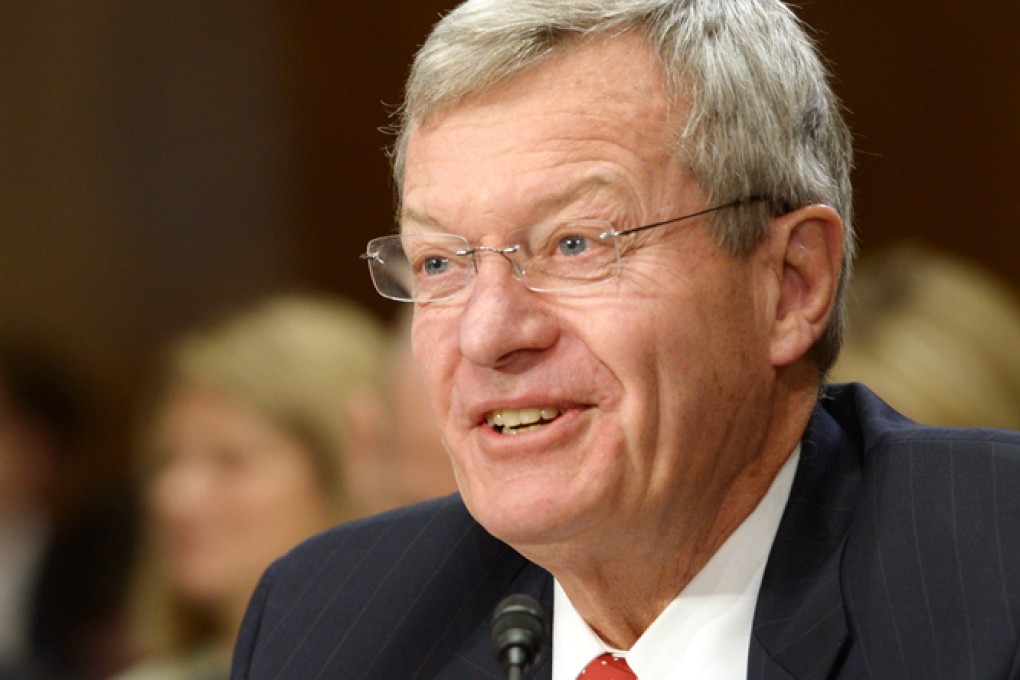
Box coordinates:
[536,373,819,649]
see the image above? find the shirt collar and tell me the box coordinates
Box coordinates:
[552,445,801,680]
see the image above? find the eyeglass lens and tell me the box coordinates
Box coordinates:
[368,221,621,302]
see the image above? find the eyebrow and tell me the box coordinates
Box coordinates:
[399,174,634,232]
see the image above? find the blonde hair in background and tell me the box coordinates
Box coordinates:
[162,295,388,502]
[830,244,1020,430]
[129,294,389,659]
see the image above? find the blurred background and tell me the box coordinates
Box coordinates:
[2,0,1019,513]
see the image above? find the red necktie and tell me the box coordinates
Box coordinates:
[578,653,637,679]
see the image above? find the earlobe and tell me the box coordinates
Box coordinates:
[768,204,843,367]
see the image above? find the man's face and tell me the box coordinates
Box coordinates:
[403,34,779,557]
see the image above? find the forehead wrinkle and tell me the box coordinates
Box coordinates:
[523,172,637,219]
[400,205,441,230]
[402,171,637,237]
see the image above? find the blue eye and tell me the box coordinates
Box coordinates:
[558,235,589,256]
[422,257,450,276]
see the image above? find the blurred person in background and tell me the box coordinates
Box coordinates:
[0,338,137,680]
[114,295,387,680]
[342,308,457,517]
[831,243,1020,430]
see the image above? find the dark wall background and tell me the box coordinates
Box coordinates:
[796,4,1020,280]
[3,1,1018,483]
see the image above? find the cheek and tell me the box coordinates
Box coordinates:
[196,470,331,585]
[148,462,206,527]
[243,460,332,530]
[605,264,764,415]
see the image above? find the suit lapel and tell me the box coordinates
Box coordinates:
[749,398,863,679]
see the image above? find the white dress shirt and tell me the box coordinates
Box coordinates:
[551,446,800,680]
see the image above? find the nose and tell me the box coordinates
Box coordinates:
[458,253,559,368]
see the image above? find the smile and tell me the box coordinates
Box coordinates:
[485,407,564,435]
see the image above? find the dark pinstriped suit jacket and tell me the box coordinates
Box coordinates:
[231,384,1020,679]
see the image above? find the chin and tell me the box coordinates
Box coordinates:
[173,578,220,608]
[463,474,602,548]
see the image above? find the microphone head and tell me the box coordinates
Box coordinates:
[491,594,549,672]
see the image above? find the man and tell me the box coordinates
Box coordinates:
[231,1,1020,678]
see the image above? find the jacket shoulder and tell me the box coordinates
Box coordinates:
[277,493,487,580]
[823,381,1020,461]
[824,383,1020,678]
[233,495,535,679]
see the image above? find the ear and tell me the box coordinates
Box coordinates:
[766,204,844,367]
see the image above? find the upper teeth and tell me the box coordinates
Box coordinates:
[486,407,561,429]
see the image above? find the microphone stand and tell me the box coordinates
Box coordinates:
[491,594,549,680]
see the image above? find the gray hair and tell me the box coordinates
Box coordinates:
[391,0,855,371]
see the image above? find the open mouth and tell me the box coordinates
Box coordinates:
[485,407,564,435]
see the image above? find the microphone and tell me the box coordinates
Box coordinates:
[491,594,549,680]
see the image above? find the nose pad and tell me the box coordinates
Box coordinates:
[468,245,526,283]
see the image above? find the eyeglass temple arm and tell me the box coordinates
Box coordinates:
[601,194,773,240]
